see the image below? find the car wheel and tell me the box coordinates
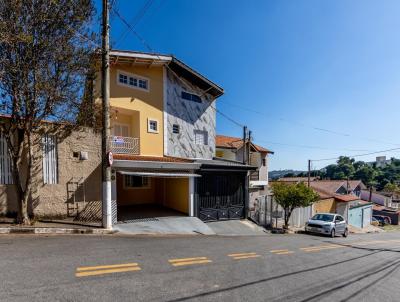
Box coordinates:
[330,229,335,238]
[342,228,348,238]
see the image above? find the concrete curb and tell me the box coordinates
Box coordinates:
[0,227,116,235]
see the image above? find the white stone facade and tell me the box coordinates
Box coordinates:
[164,68,216,159]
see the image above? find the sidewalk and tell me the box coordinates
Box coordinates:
[0,218,114,235]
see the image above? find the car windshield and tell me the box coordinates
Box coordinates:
[311,214,334,222]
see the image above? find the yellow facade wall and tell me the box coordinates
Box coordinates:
[116,174,157,206]
[116,176,189,215]
[164,178,189,214]
[313,198,336,214]
[96,64,164,157]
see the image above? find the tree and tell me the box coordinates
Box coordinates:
[0,0,95,224]
[353,163,376,188]
[271,182,319,229]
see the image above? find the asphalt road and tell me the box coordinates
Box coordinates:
[1,231,400,302]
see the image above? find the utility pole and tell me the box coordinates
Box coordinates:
[242,126,247,165]
[102,0,112,229]
[307,159,311,187]
[248,130,252,165]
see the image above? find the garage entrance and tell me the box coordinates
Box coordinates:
[115,172,195,222]
[196,172,247,221]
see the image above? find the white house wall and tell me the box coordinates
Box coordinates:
[164,68,216,159]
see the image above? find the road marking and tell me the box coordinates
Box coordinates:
[270,249,290,253]
[75,262,141,277]
[76,263,139,272]
[228,252,257,257]
[300,244,342,252]
[169,257,212,267]
[270,249,294,255]
[228,252,261,260]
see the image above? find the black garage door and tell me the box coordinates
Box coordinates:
[196,173,246,221]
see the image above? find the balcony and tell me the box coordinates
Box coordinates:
[250,171,259,181]
[249,170,268,188]
[109,136,140,155]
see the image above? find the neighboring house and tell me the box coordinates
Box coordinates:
[311,182,372,229]
[0,123,102,221]
[279,178,365,197]
[215,135,273,212]
[268,179,371,228]
[90,50,255,224]
[372,205,400,225]
[360,190,400,225]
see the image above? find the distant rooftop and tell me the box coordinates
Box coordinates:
[216,135,273,154]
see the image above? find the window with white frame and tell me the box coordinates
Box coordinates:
[194,130,208,145]
[118,71,149,91]
[0,134,13,184]
[124,175,150,188]
[147,119,158,133]
[42,134,58,184]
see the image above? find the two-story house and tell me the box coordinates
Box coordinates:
[215,135,273,212]
[92,50,254,224]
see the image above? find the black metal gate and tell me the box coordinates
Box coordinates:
[196,173,246,221]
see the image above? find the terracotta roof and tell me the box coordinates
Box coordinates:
[278,177,318,182]
[216,135,273,154]
[113,154,194,163]
[334,194,360,202]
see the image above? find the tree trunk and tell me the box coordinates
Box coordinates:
[11,130,32,225]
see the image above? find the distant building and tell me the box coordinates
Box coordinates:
[367,156,392,168]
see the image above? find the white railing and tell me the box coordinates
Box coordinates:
[109,136,140,155]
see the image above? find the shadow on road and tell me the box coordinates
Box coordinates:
[166,249,383,302]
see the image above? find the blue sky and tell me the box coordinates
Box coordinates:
[95,0,400,171]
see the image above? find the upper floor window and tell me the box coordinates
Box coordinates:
[172,124,180,134]
[181,91,201,103]
[0,134,13,184]
[194,130,208,145]
[118,71,149,92]
[148,119,158,133]
[42,134,58,184]
[262,158,266,166]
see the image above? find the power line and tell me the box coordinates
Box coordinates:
[112,6,392,152]
[311,147,400,162]
[112,6,246,131]
[254,139,375,152]
[219,100,400,147]
[114,0,155,47]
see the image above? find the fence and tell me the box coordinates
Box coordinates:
[249,195,313,228]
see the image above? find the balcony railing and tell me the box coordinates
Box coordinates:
[109,136,140,155]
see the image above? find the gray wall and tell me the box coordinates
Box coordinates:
[164,68,216,159]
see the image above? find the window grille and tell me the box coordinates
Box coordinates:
[42,134,58,184]
[0,134,13,184]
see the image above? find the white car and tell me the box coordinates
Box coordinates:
[305,213,348,238]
